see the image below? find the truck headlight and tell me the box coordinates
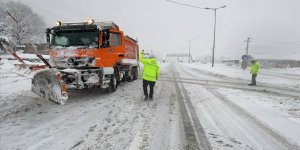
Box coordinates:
[56,21,61,26]
[87,19,94,25]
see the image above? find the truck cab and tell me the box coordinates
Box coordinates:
[46,20,139,90]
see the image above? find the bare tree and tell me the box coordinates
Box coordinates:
[0,1,46,45]
[0,1,7,36]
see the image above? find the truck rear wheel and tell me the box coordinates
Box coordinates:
[132,67,138,80]
[107,74,117,92]
[126,67,138,82]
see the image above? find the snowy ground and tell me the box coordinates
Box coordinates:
[0,59,300,150]
[174,63,300,149]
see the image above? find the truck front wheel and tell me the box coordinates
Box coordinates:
[107,74,117,92]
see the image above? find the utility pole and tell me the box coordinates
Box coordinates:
[205,6,226,67]
[212,9,217,67]
[165,0,226,67]
[187,39,193,63]
[245,37,251,55]
[189,40,191,63]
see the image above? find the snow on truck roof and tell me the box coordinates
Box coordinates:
[53,21,119,30]
[95,21,119,30]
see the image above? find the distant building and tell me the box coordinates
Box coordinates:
[221,60,240,65]
[250,53,300,68]
[256,59,300,68]
[165,53,193,63]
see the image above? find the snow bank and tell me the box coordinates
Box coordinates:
[183,62,300,88]
[0,58,15,70]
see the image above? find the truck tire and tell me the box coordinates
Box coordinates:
[107,74,117,92]
[126,67,138,82]
[132,67,138,80]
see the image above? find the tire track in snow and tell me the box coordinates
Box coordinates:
[149,64,186,150]
[129,66,183,149]
[177,63,300,93]
[127,79,167,150]
[1,64,179,149]
[1,79,146,150]
[174,63,299,149]
[69,81,159,150]
[171,63,211,150]
[204,86,299,149]
[159,78,300,99]
[260,72,300,80]
[173,64,300,99]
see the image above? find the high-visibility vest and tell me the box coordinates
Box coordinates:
[140,53,160,81]
[251,61,260,75]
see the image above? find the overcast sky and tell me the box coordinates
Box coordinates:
[3,0,300,60]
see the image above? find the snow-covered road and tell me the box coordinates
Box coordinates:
[173,63,300,149]
[1,61,300,150]
[0,62,185,150]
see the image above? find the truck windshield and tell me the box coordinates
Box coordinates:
[51,30,99,48]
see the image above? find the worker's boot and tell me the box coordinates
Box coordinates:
[144,96,148,100]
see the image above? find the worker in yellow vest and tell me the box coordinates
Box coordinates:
[140,50,160,100]
[249,60,260,86]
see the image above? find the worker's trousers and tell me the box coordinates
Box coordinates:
[252,74,257,85]
[143,79,156,98]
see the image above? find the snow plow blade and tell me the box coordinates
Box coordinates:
[31,69,68,105]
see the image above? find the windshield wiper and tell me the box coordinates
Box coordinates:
[76,45,89,49]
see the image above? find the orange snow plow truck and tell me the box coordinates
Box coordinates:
[32,20,139,104]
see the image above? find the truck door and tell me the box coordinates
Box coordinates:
[100,30,124,67]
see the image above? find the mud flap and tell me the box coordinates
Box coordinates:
[31,69,68,105]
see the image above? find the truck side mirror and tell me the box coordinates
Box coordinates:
[101,29,110,48]
[46,28,51,48]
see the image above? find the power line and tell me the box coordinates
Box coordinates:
[42,0,92,22]
[24,0,82,22]
[59,0,91,18]
[165,0,205,9]
[250,45,296,50]
[22,1,69,21]
[52,0,87,20]
[166,0,227,68]
[24,0,76,22]
[53,0,84,20]
[217,46,245,51]
[252,38,300,45]
[45,0,82,21]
